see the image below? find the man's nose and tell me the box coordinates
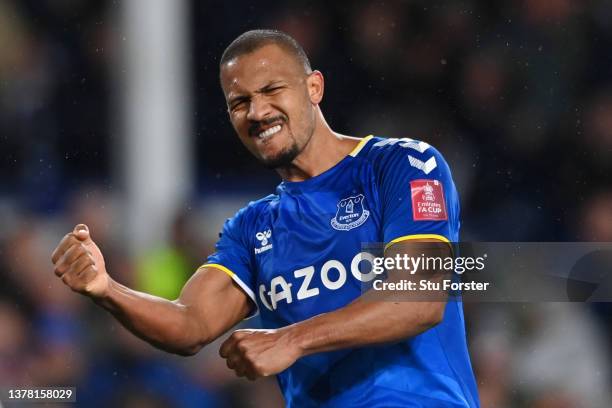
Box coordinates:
[246,95,272,122]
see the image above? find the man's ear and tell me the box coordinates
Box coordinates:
[307,70,324,104]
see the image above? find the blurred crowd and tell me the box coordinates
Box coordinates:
[1,0,611,407]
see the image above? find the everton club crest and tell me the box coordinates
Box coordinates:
[331,194,370,231]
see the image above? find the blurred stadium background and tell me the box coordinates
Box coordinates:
[1,0,611,407]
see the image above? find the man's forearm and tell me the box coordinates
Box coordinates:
[216,296,445,380]
[216,241,451,379]
[287,242,449,356]
[286,297,445,357]
[94,279,207,356]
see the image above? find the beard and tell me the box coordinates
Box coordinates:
[260,141,301,169]
[252,110,316,170]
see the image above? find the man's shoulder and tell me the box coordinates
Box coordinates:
[233,194,278,222]
[362,135,438,156]
[359,135,449,172]
[220,194,278,240]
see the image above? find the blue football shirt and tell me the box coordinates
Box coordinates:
[205,136,480,407]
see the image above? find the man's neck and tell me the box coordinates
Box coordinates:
[276,116,362,182]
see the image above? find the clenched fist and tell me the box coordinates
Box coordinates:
[51,224,109,298]
[219,328,302,380]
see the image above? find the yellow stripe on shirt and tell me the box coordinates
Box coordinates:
[199,263,235,278]
[349,135,374,157]
[384,234,451,251]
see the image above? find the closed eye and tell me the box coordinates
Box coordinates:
[262,84,286,95]
[229,97,248,111]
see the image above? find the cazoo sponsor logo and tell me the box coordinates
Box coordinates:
[258,252,376,311]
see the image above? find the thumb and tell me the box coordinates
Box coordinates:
[73,224,91,242]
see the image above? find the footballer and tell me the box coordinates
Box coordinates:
[52,30,479,407]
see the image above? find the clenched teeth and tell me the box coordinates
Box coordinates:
[259,125,282,139]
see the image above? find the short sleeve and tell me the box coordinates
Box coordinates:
[203,209,258,317]
[378,140,460,246]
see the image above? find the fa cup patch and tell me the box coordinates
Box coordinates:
[331,194,370,231]
[410,179,448,221]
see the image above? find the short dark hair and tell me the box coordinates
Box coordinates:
[220,29,312,74]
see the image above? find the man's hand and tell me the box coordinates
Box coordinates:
[219,328,302,380]
[51,224,110,298]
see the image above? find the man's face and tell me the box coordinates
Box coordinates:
[220,44,319,169]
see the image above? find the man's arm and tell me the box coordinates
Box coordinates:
[51,224,251,356]
[220,239,449,379]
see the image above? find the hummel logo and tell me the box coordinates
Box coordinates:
[255,229,273,254]
[408,155,437,175]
